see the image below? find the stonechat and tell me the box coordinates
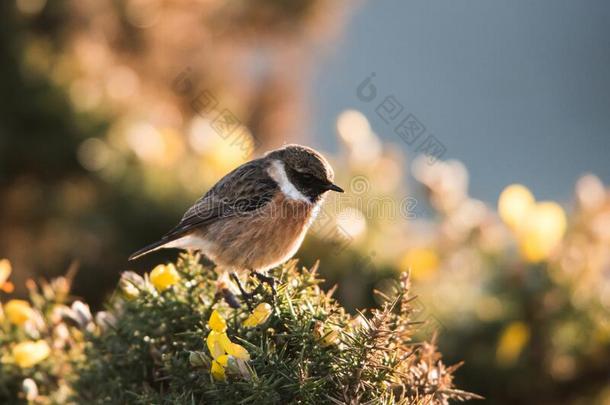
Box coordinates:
[129,144,343,279]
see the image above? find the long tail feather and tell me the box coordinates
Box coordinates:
[128,240,169,261]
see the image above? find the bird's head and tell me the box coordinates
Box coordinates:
[266,144,344,202]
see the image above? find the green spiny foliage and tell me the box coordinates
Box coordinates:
[72,254,479,404]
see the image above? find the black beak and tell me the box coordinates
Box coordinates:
[326,183,344,193]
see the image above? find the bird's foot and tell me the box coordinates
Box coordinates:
[251,271,277,299]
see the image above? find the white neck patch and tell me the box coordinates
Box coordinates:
[267,160,310,203]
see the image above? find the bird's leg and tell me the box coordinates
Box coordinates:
[251,271,277,298]
[215,272,242,309]
[219,288,241,309]
[230,272,253,310]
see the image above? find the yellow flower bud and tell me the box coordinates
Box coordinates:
[243,303,272,328]
[119,278,140,300]
[208,309,227,332]
[149,263,180,292]
[211,359,226,381]
[4,300,34,325]
[498,184,535,231]
[13,340,50,368]
[189,351,206,367]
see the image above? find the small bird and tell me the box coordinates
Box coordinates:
[129,144,343,281]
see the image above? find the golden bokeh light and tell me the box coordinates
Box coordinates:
[517,202,567,263]
[498,184,535,231]
[400,248,440,282]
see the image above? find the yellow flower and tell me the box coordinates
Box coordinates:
[206,330,250,361]
[4,300,34,325]
[0,258,14,293]
[13,340,50,368]
[517,202,567,262]
[149,263,180,292]
[243,303,272,328]
[225,342,250,361]
[208,309,227,332]
[208,340,246,380]
[400,248,439,281]
[210,358,226,381]
[210,354,235,381]
[496,322,530,366]
[205,309,251,379]
[206,331,232,359]
[216,354,230,367]
[498,184,535,231]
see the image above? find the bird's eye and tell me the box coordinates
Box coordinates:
[292,168,316,181]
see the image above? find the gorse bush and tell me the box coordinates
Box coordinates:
[1,254,478,404]
[0,260,82,403]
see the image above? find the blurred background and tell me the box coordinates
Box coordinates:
[1,0,609,403]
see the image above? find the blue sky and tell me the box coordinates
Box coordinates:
[310,0,610,204]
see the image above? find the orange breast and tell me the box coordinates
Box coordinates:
[206,192,314,271]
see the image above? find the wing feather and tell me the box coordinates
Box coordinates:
[160,159,277,241]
